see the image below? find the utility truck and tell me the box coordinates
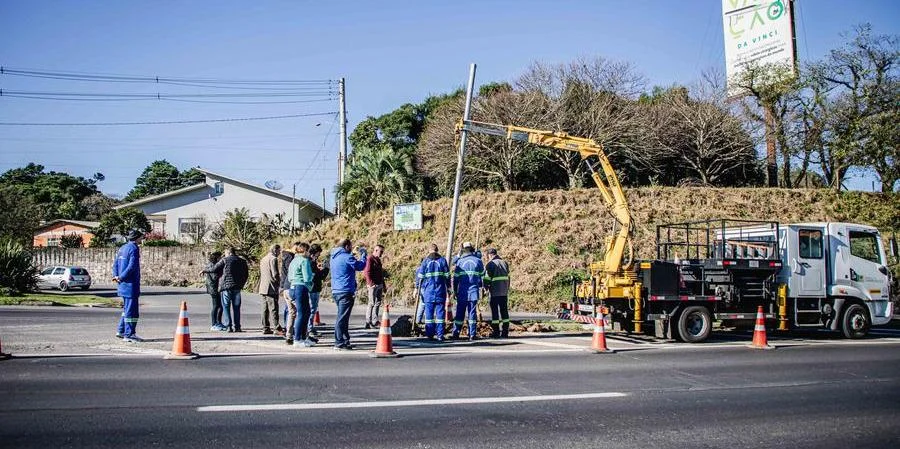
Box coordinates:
[456,120,895,342]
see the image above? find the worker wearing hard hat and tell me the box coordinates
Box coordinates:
[451,242,485,341]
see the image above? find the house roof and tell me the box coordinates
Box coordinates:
[34,219,100,233]
[114,168,332,216]
[114,183,208,210]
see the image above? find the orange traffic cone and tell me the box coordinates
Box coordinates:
[165,301,199,360]
[748,305,774,350]
[313,311,322,326]
[0,335,11,360]
[371,305,400,358]
[590,315,614,354]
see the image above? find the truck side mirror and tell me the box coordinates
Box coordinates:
[889,237,897,261]
[879,266,889,276]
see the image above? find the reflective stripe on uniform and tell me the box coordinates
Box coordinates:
[124,318,139,323]
[454,270,484,277]
[423,272,450,278]
[453,320,464,325]
[491,276,509,281]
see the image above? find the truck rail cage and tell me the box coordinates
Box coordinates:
[656,219,781,262]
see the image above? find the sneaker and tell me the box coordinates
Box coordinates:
[364,323,372,330]
[307,336,319,343]
[285,339,294,345]
[333,344,353,351]
[233,328,243,333]
[468,335,478,342]
[293,340,314,348]
[275,329,285,337]
[262,329,273,335]
[309,330,320,337]
[303,338,316,346]
[115,333,124,339]
[122,335,144,343]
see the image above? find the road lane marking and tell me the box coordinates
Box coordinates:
[197,391,628,412]
[516,339,595,350]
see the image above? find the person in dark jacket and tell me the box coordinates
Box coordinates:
[330,239,367,350]
[308,244,329,337]
[204,251,224,331]
[206,247,249,332]
[364,244,387,329]
[113,229,144,342]
[483,248,511,338]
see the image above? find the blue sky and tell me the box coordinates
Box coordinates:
[1,0,898,204]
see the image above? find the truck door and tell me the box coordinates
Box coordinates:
[847,227,891,302]
[789,227,826,297]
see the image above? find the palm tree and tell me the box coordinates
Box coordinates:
[339,143,421,218]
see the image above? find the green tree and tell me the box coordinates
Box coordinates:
[91,208,151,247]
[0,186,41,246]
[338,144,421,218]
[0,163,105,221]
[125,160,205,201]
[59,234,84,248]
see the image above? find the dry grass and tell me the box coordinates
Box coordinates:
[288,187,898,312]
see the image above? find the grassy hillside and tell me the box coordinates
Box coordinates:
[290,188,898,312]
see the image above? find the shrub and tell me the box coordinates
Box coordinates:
[91,208,151,247]
[59,234,84,248]
[144,239,181,247]
[0,238,38,295]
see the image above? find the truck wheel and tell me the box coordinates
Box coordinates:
[677,306,711,343]
[840,303,869,339]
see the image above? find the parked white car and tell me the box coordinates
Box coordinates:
[38,266,92,291]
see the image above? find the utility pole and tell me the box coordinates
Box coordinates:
[445,63,477,260]
[764,104,778,187]
[337,77,347,215]
[322,187,327,221]
[291,184,296,229]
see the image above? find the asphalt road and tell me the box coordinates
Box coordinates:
[3,288,900,448]
[2,341,900,448]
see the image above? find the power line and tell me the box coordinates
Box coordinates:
[0,111,337,126]
[0,90,334,99]
[0,67,335,86]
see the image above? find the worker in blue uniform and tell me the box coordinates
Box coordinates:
[113,229,144,342]
[418,244,450,342]
[451,242,484,341]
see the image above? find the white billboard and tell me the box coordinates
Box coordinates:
[393,203,422,231]
[722,0,796,96]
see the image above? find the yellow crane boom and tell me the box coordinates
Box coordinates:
[457,120,634,276]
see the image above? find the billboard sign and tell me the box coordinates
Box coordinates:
[722,0,796,96]
[393,203,423,231]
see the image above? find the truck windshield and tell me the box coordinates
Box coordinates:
[849,231,881,264]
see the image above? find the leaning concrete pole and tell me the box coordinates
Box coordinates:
[445,63,477,259]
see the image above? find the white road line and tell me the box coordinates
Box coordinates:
[516,339,594,350]
[197,391,628,412]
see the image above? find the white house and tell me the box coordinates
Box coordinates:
[114,168,330,242]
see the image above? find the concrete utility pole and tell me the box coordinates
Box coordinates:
[445,63,477,260]
[764,104,778,187]
[291,184,297,229]
[337,77,348,215]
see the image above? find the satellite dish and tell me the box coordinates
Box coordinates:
[264,180,284,191]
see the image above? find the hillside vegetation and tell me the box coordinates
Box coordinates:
[292,188,898,312]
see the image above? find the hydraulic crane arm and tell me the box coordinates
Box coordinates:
[457,120,634,274]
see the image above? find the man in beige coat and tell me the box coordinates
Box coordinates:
[258,244,283,335]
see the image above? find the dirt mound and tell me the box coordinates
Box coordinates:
[292,188,897,312]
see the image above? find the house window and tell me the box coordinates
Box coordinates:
[214,182,224,195]
[179,218,202,236]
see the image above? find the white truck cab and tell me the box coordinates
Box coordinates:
[781,222,893,337]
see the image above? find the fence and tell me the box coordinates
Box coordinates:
[32,246,214,287]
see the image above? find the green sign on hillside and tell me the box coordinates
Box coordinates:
[393,203,422,231]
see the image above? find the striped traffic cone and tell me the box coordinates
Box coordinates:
[165,301,199,360]
[590,315,614,354]
[371,305,400,358]
[748,305,774,350]
[0,335,11,360]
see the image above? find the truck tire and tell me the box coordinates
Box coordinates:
[676,306,711,343]
[840,303,869,339]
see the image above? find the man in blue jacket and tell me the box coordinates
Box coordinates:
[113,229,144,342]
[329,239,367,350]
[452,242,485,341]
[418,244,450,342]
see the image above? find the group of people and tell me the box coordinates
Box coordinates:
[415,242,511,342]
[112,229,509,349]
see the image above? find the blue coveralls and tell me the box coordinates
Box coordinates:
[452,253,484,338]
[112,241,141,337]
[418,253,450,340]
